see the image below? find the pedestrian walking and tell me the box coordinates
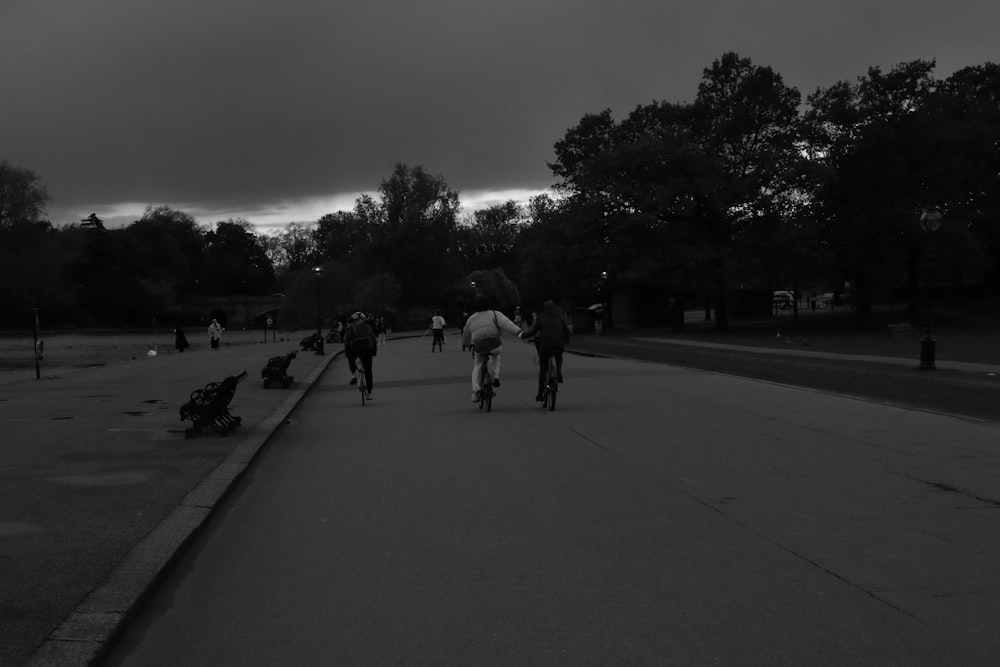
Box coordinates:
[208,319,223,349]
[430,310,446,352]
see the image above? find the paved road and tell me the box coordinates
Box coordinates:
[97,336,1000,666]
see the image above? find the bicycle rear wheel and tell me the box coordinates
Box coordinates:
[545,358,558,411]
[478,356,492,411]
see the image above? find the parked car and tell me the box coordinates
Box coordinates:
[772,290,796,310]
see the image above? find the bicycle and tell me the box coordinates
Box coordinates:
[476,352,494,412]
[525,336,560,411]
[354,357,368,406]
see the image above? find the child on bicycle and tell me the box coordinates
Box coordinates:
[518,300,570,401]
[461,297,522,402]
[343,312,377,400]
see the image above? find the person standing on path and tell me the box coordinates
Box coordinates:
[430,310,446,352]
[208,319,223,350]
[174,324,190,352]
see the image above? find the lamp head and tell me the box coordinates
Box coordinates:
[920,208,942,232]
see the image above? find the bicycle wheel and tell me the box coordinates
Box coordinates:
[477,356,490,411]
[547,359,558,411]
[357,360,367,406]
[485,384,493,412]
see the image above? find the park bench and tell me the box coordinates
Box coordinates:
[887,322,916,337]
[179,371,247,437]
[261,350,296,388]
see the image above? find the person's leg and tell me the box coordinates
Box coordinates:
[489,346,503,386]
[555,351,564,382]
[347,349,358,383]
[362,350,374,394]
[471,353,484,398]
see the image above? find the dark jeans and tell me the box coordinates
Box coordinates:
[537,346,563,395]
[348,347,374,390]
[432,329,444,350]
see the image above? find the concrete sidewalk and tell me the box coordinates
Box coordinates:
[1,339,336,667]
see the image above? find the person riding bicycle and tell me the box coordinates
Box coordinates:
[518,300,570,401]
[343,312,377,400]
[461,296,522,402]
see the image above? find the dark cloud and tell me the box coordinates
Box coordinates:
[2,0,997,226]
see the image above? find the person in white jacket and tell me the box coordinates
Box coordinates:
[461,297,522,401]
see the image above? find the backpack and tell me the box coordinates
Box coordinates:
[473,311,502,353]
[349,324,373,352]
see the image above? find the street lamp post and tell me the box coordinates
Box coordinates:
[600,270,610,333]
[312,265,325,355]
[919,208,942,370]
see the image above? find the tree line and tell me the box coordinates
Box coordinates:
[2,52,998,331]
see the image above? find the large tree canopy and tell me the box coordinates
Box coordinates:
[0,160,48,229]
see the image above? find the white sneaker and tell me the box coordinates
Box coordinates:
[471,391,480,402]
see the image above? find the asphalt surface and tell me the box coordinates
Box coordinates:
[95,333,1000,666]
[5,329,1000,665]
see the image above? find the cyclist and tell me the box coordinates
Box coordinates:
[518,300,570,401]
[461,297,522,402]
[343,312,377,400]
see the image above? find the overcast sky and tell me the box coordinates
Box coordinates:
[2,0,997,231]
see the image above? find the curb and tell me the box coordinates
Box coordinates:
[22,351,340,667]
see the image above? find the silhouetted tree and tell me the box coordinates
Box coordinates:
[0,160,48,229]
[203,218,276,296]
[456,200,523,273]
